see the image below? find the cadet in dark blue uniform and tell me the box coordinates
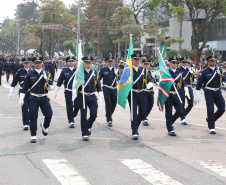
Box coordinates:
[20,56,54,143]
[195,55,225,134]
[47,58,58,81]
[99,56,118,127]
[55,56,79,128]
[141,58,155,126]
[4,58,12,82]
[177,57,193,125]
[0,59,3,85]
[11,58,20,78]
[8,57,31,130]
[77,56,103,141]
[128,54,152,140]
[165,57,188,136]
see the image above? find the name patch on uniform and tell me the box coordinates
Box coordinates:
[206,74,211,76]
[64,73,69,75]
[30,77,36,79]
[20,76,25,78]
[104,72,109,75]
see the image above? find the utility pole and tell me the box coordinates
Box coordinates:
[77,0,81,54]
[155,13,159,58]
[17,27,20,56]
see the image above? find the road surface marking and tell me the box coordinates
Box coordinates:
[198,160,226,177]
[120,159,182,185]
[42,159,90,185]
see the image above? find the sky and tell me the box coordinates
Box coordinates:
[0,0,75,23]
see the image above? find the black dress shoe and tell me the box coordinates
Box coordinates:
[168,132,176,136]
[107,121,112,127]
[210,131,216,134]
[142,120,149,126]
[181,122,187,125]
[30,136,37,143]
[132,134,138,140]
[40,123,48,136]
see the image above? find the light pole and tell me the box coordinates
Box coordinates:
[15,27,20,55]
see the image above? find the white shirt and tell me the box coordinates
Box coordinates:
[133,66,139,72]
[108,66,113,71]
[85,69,90,73]
[24,68,30,72]
[171,68,176,73]
[209,66,215,71]
[69,67,74,71]
[35,68,42,74]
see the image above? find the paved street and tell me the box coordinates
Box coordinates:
[0,70,226,185]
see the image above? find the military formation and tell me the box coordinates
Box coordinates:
[0,53,225,143]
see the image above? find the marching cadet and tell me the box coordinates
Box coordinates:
[8,57,31,130]
[55,56,79,128]
[77,56,103,141]
[11,58,20,78]
[165,57,189,136]
[48,57,58,81]
[195,55,225,134]
[177,57,194,125]
[20,56,54,143]
[141,58,155,126]
[128,54,152,140]
[4,57,12,82]
[0,59,3,85]
[99,56,118,127]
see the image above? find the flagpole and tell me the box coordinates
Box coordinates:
[157,48,182,104]
[130,34,133,121]
[82,85,85,109]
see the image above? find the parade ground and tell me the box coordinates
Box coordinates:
[1,69,226,185]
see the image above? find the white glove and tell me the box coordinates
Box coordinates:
[48,85,55,91]
[189,68,193,74]
[43,72,47,80]
[55,86,60,99]
[114,69,119,76]
[194,78,197,83]
[8,87,14,99]
[98,91,103,106]
[19,93,25,107]
[194,90,200,105]
[151,72,155,78]
[156,82,159,86]
[222,82,226,87]
[184,87,190,99]
[146,82,153,89]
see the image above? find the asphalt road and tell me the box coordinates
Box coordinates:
[0,70,226,185]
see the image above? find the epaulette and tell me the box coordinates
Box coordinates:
[202,67,208,71]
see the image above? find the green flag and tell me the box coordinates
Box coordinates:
[157,44,168,63]
[157,44,174,111]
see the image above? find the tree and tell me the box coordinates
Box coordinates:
[72,0,122,57]
[63,40,73,51]
[147,0,226,64]
[167,50,178,58]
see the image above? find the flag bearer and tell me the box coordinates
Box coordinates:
[128,54,152,140]
[99,56,118,127]
[55,56,79,128]
[165,57,189,136]
[20,57,54,143]
[77,56,103,141]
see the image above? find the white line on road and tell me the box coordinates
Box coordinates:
[42,159,90,185]
[120,159,183,185]
[198,160,226,177]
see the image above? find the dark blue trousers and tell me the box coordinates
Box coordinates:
[64,90,79,123]
[165,94,183,132]
[146,90,154,118]
[51,72,55,81]
[184,87,194,117]
[204,89,225,129]
[0,72,2,85]
[179,89,185,120]
[21,91,30,126]
[29,96,53,136]
[77,93,98,136]
[103,86,117,122]
[128,91,147,135]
